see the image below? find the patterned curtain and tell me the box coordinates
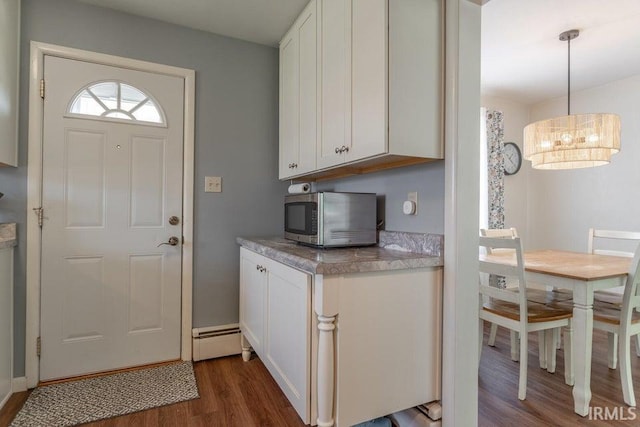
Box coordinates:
[486,110,506,288]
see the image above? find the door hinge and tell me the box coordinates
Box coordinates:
[33,207,44,228]
[40,79,45,99]
[37,337,41,358]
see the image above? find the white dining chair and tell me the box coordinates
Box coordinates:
[480,228,571,369]
[591,243,640,406]
[478,236,574,400]
[589,228,640,369]
[480,228,519,359]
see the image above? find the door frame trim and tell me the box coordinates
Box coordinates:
[25,41,195,388]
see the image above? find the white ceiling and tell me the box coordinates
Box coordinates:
[482,0,640,105]
[77,0,309,47]
[78,0,640,106]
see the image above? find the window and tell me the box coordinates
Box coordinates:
[67,81,166,126]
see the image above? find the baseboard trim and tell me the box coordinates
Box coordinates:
[0,391,11,411]
[192,324,242,361]
[13,376,27,392]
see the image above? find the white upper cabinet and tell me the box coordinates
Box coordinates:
[0,0,20,167]
[318,0,387,170]
[282,0,443,180]
[279,0,318,179]
[317,0,350,169]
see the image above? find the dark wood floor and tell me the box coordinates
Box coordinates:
[2,325,639,426]
[0,355,305,427]
[479,325,640,427]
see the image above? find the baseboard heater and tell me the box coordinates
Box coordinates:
[192,324,242,361]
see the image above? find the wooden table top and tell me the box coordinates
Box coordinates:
[480,249,631,281]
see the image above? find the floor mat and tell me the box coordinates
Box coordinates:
[10,361,199,426]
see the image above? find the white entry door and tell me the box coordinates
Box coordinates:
[40,56,184,381]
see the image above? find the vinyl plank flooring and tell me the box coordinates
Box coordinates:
[2,329,640,426]
[479,324,640,426]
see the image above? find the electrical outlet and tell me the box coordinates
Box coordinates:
[205,176,222,193]
[408,192,418,215]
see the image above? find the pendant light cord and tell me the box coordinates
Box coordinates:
[567,36,571,115]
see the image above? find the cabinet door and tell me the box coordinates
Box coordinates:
[296,0,318,176]
[263,260,311,423]
[279,29,299,179]
[317,0,351,169]
[239,248,267,355]
[0,248,13,406]
[348,0,388,162]
[279,0,318,180]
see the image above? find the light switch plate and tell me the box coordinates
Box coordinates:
[205,176,222,193]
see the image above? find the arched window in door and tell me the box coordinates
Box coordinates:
[67,81,166,126]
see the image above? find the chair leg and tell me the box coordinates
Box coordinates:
[510,331,520,362]
[538,331,547,369]
[563,323,574,386]
[619,334,636,407]
[478,319,484,364]
[557,327,562,349]
[545,329,558,374]
[608,332,619,370]
[488,323,498,347]
[518,330,528,400]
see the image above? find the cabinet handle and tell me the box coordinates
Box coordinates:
[256,264,260,270]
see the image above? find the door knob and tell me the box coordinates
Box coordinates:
[158,236,180,247]
[169,216,180,225]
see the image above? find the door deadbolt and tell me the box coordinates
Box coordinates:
[158,236,180,247]
[169,216,180,225]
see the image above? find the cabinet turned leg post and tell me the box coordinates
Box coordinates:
[317,315,336,427]
[241,334,252,362]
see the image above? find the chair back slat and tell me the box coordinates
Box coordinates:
[480,283,520,304]
[480,228,518,255]
[479,260,520,277]
[589,228,640,258]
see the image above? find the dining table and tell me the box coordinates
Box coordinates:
[479,249,631,416]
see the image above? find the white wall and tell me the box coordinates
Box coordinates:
[480,95,530,244]
[526,74,640,251]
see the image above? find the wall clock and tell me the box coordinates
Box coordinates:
[503,142,522,175]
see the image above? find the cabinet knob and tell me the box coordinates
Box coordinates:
[343,146,349,153]
[335,147,340,154]
[293,163,298,168]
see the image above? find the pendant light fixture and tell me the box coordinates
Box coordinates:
[523,29,621,170]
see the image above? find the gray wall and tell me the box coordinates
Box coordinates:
[0,0,287,377]
[316,162,445,234]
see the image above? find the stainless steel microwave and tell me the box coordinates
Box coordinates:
[284,192,377,247]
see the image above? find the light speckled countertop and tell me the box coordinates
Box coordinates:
[0,223,17,249]
[237,232,443,275]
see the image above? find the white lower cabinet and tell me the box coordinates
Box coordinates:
[239,247,442,426]
[263,258,312,421]
[239,248,312,422]
[0,247,14,409]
